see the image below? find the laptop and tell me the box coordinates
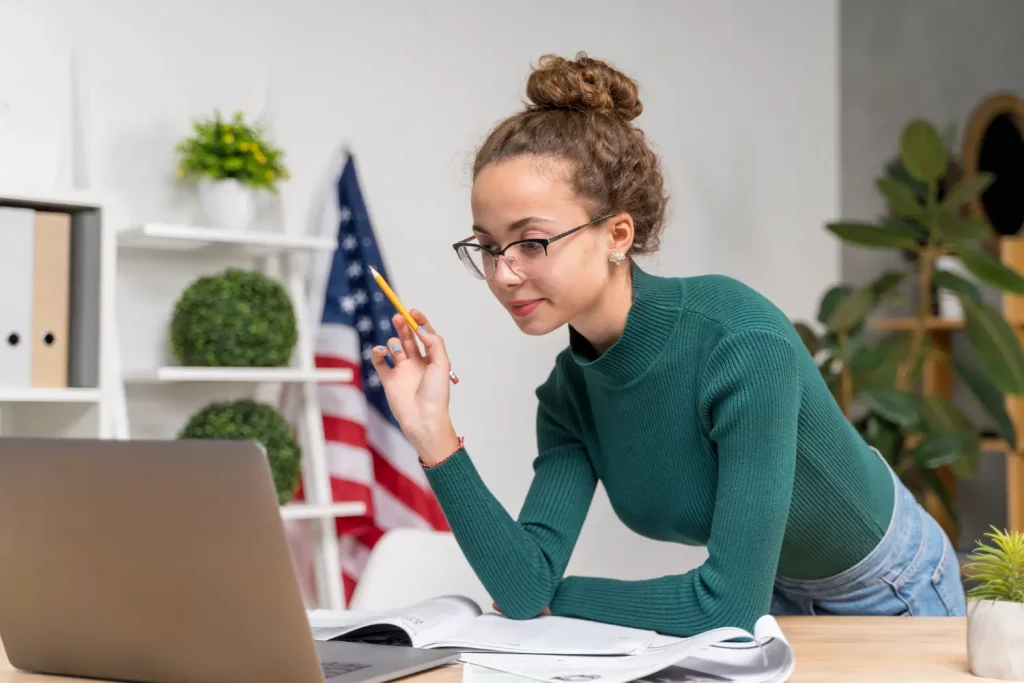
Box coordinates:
[0,437,459,683]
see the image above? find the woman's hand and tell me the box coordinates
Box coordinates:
[370,310,460,465]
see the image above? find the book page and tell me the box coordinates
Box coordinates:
[460,626,755,683]
[434,614,661,655]
[310,595,482,647]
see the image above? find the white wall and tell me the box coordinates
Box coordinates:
[2,0,838,596]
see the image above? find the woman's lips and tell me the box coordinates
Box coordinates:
[508,299,543,317]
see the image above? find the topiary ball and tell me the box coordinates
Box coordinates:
[170,268,297,367]
[178,399,301,504]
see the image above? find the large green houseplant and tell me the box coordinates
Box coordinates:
[793,118,1024,533]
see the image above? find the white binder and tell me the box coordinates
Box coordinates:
[0,207,36,388]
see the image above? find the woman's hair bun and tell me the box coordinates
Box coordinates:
[525,52,643,121]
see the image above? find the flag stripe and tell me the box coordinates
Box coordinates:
[307,152,450,606]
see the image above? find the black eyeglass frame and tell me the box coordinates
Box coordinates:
[451,213,616,273]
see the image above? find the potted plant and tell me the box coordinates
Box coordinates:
[175,109,290,230]
[964,526,1024,680]
[793,117,1024,538]
[170,268,298,367]
[178,399,302,504]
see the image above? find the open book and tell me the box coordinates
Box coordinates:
[461,616,795,683]
[308,595,668,655]
[308,594,795,682]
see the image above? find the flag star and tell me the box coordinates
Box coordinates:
[373,292,384,302]
[378,318,391,331]
[366,373,381,388]
[340,295,356,314]
[361,345,374,361]
[353,289,368,306]
[346,261,363,279]
[341,234,359,252]
[356,316,373,333]
[362,237,372,247]
[340,206,352,223]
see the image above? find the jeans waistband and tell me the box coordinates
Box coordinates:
[773,446,911,594]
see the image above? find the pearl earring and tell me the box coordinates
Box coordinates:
[609,250,626,264]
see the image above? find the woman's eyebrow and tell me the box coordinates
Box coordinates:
[472,216,554,236]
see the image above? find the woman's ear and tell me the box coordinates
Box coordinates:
[606,212,634,256]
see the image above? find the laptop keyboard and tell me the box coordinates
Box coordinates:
[321,661,373,679]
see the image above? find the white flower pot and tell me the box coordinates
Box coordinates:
[968,599,1024,680]
[197,178,256,231]
[935,255,974,319]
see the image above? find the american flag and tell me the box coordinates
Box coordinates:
[301,151,450,604]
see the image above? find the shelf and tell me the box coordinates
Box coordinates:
[118,223,337,256]
[123,367,354,384]
[0,387,103,403]
[0,188,111,210]
[280,502,367,521]
[904,434,1009,452]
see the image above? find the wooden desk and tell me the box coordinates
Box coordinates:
[0,617,976,682]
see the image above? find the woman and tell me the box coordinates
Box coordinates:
[369,53,966,637]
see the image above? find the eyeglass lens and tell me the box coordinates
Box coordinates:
[457,242,547,280]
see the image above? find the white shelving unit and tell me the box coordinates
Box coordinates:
[0,189,122,439]
[117,222,364,611]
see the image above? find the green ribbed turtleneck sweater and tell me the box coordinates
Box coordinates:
[423,264,894,636]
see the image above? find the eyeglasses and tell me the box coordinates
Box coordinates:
[452,213,614,281]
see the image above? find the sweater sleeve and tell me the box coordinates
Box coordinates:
[422,391,598,619]
[548,330,802,636]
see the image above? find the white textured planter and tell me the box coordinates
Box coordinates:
[935,255,973,319]
[197,178,256,230]
[968,599,1024,680]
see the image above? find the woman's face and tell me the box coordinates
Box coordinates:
[468,155,629,336]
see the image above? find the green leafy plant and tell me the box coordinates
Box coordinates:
[794,117,1024,533]
[170,268,297,367]
[175,110,290,192]
[964,526,1024,603]
[178,399,302,504]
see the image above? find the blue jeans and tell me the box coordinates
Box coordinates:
[770,450,966,617]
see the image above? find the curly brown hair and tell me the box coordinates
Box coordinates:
[473,52,668,255]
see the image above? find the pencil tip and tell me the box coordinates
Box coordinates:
[368,265,379,277]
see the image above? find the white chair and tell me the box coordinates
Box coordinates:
[349,528,494,613]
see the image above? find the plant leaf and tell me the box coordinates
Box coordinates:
[960,294,1024,394]
[876,177,924,217]
[828,286,875,333]
[958,247,1024,294]
[940,172,994,212]
[918,395,976,434]
[793,322,818,356]
[900,119,949,183]
[869,270,908,301]
[951,433,982,479]
[913,430,971,468]
[855,333,911,389]
[935,213,994,244]
[952,357,1017,449]
[817,285,853,326]
[825,222,921,251]
[880,217,928,241]
[860,414,903,465]
[933,270,980,301]
[862,388,920,429]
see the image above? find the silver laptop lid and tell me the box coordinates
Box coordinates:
[0,437,325,683]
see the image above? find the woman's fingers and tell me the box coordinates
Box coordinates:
[409,310,449,366]
[369,345,393,380]
[385,337,407,365]
[393,314,423,360]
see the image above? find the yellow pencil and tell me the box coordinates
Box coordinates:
[369,265,459,384]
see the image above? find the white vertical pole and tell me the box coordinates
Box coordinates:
[283,249,343,610]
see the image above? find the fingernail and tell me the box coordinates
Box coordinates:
[390,343,402,353]
[375,345,386,352]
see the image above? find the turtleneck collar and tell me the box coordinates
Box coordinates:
[567,262,684,386]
